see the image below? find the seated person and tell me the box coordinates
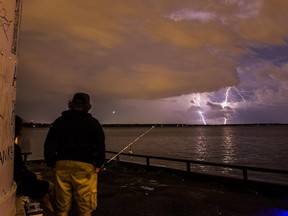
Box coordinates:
[14,116,54,213]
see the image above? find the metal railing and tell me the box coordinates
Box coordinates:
[106,151,288,183]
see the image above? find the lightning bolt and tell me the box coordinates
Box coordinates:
[220,86,248,124]
[232,87,246,101]
[221,87,231,109]
[198,111,207,125]
[192,94,208,125]
[219,87,232,124]
[190,86,248,125]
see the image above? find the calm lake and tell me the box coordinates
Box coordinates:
[21,125,288,183]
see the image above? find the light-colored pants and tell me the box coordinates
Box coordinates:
[55,160,98,214]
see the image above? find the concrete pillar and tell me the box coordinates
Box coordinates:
[0,0,23,215]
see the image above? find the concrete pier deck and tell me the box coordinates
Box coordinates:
[22,161,288,216]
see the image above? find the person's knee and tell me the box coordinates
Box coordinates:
[56,212,69,216]
[78,213,91,216]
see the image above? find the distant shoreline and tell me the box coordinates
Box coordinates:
[23,122,288,128]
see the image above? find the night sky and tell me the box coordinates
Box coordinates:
[16,0,288,124]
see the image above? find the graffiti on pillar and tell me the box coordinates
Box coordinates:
[0,145,13,165]
[0,1,13,41]
[12,65,17,86]
[11,0,22,54]
[0,0,17,155]
[0,53,5,121]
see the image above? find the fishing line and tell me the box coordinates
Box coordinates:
[102,126,155,169]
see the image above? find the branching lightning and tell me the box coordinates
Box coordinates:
[233,87,246,101]
[220,86,247,124]
[190,86,247,125]
[198,111,207,125]
[193,94,208,125]
[221,87,231,109]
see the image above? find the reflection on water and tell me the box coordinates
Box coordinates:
[195,132,206,161]
[220,127,235,164]
[190,127,237,167]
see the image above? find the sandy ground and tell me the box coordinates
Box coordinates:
[18,161,288,216]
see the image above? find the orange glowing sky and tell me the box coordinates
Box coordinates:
[16,0,288,124]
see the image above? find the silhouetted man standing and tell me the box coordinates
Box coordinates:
[44,92,105,216]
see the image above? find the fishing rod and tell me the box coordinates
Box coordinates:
[102,126,155,169]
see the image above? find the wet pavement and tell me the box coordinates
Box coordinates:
[24,161,288,216]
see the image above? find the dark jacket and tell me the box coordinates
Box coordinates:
[14,144,36,184]
[44,110,105,168]
[14,144,49,200]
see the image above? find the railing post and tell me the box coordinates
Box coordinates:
[116,155,120,162]
[243,169,248,181]
[146,157,150,166]
[186,161,190,172]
